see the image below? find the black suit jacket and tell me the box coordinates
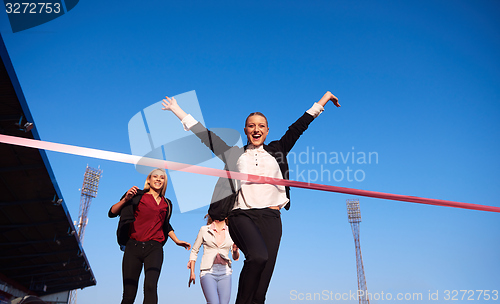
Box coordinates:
[190,112,315,210]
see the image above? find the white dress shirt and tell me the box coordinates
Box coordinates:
[234,144,288,209]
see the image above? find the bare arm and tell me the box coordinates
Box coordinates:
[110,186,139,215]
[317,91,340,108]
[168,230,191,250]
[162,95,233,160]
[187,260,196,287]
[161,96,188,121]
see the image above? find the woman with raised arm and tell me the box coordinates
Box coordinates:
[188,215,239,304]
[108,168,191,304]
[162,92,340,304]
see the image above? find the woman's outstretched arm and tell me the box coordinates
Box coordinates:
[161,95,233,159]
[275,91,341,154]
[317,91,340,108]
[161,96,188,121]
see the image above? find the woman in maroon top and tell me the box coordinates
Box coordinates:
[110,168,191,304]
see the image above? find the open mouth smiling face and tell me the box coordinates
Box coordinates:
[149,170,166,192]
[245,115,269,147]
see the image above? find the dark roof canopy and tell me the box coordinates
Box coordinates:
[0,33,96,296]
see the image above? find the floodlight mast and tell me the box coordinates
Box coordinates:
[76,165,102,242]
[69,165,102,304]
[346,199,370,304]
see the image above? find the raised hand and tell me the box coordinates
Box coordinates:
[319,91,340,108]
[110,186,139,215]
[161,95,188,120]
[161,96,177,111]
[124,186,139,201]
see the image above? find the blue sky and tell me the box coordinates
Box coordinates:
[1,0,499,303]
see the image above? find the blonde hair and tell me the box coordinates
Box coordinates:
[245,112,268,127]
[143,168,168,197]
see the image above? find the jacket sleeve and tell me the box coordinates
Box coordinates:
[108,207,118,218]
[108,191,129,218]
[274,112,315,154]
[165,222,174,234]
[162,197,174,241]
[190,122,233,162]
[189,227,205,261]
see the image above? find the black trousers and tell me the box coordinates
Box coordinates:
[121,239,164,304]
[228,208,282,304]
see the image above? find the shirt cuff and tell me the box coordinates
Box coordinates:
[181,114,198,131]
[306,102,324,118]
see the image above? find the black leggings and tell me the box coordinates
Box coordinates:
[121,239,164,304]
[228,208,282,304]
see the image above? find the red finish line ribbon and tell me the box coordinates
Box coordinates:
[1,134,499,213]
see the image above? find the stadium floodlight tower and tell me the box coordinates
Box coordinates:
[346,199,370,304]
[75,165,102,242]
[69,165,102,304]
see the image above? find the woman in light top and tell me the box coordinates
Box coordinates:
[162,91,340,304]
[188,215,239,304]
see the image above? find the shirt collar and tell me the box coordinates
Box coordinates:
[210,222,227,232]
[246,144,265,151]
